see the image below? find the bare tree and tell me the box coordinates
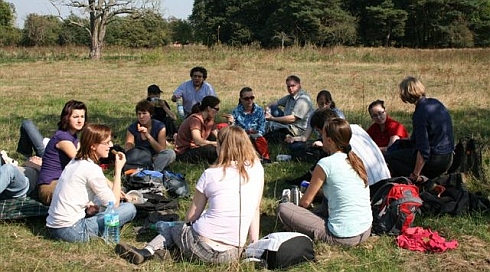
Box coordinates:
[50,0,159,59]
[272,31,292,52]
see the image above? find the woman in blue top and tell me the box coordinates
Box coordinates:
[125,100,176,172]
[223,87,271,163]
[385,77,454,181]
[277,118,372,246]
[37,100,87,206]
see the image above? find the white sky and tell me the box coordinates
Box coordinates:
[7,0,194,28]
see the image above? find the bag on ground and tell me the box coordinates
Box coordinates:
[163,170,190,198]
[123,146,153,172]
[447,136,486,181]
[371,177,423,235]
[418,173,490,216]
[244,232,315,270]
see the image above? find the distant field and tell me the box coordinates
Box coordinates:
[0,46,489,271]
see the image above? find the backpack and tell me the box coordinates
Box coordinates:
[123,146,153,172]
[418,173,490,216]
[447,137,486,181]
[244,232,315,270]
[371,177,423,236]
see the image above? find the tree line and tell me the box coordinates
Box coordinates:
[1,0,489,49]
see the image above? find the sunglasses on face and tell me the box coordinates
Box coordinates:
[370,111,386,118]
[241,96,255,101]
[211,106,220,111]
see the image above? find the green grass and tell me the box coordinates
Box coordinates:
[0,45,489,271]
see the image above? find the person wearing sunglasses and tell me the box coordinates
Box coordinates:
[171,66,217,118]
[174,96,220,164]
[223,87,271,164]
[263,75,314,144]
[366,99,409,154]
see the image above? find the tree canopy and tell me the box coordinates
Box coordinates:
[3,0,490,50]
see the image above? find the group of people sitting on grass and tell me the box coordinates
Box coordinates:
[1,72,455,265]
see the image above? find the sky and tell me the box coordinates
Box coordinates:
[8,0,194,28]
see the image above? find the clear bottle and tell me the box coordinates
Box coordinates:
[176,97,185,119]
[103,201,120,244]
[152,221,184,235]
[300,180,310,193]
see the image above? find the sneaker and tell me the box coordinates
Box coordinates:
[115,243,153,265]
[154,249,173,262]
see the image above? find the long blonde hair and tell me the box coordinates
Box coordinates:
[324,118,368,186]
[214,126,259,182]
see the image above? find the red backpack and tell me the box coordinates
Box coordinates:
[371,177,423,235]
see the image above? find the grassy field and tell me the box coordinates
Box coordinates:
[0,46,489,271]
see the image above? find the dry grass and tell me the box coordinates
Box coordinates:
[0,45,489,271]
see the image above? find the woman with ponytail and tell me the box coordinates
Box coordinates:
[278,118,372,246]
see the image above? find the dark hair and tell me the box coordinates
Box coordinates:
[135,99,154,116]
[368,99,385,113]
[190,66,208,79]
[238,87,253,104]
[317,90,336,109]
[286,75,301,84]
[323,118,368,186]
[191,96,221,114]
[147,84,162,94]
[57,100,87,131]
[76,123,112,164]
[310,108,339,130]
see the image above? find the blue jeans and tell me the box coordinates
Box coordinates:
[153,149,176,172]
[47,202,137,242]
[16,120,45,158]
[0,164,29,200]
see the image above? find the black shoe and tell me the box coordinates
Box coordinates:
[115,243,153,265]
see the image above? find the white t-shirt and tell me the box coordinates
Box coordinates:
[350,124,391,185]
[46,159,116,228]
[192,160,264,247]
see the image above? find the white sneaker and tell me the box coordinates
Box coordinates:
[1,150,18,166]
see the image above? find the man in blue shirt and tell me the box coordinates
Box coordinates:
[171,66,217,117]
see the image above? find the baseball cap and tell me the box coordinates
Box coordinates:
[147,84,162,94]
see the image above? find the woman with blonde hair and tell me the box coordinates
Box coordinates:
[278,117,372,246]
[46,124,136,243]
[385,76,454,181]
[117,125,264,264]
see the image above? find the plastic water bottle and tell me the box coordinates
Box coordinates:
[300,180,310,193]
[103,201,120,244]
[176,97,185,119]
[153,221,184,235]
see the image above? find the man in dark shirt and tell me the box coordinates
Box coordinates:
[146,84,177,140]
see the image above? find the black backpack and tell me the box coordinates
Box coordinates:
[418,173,490,216]
[244,232,315,269]
[448,137,486,181]
[370,177,423,236]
